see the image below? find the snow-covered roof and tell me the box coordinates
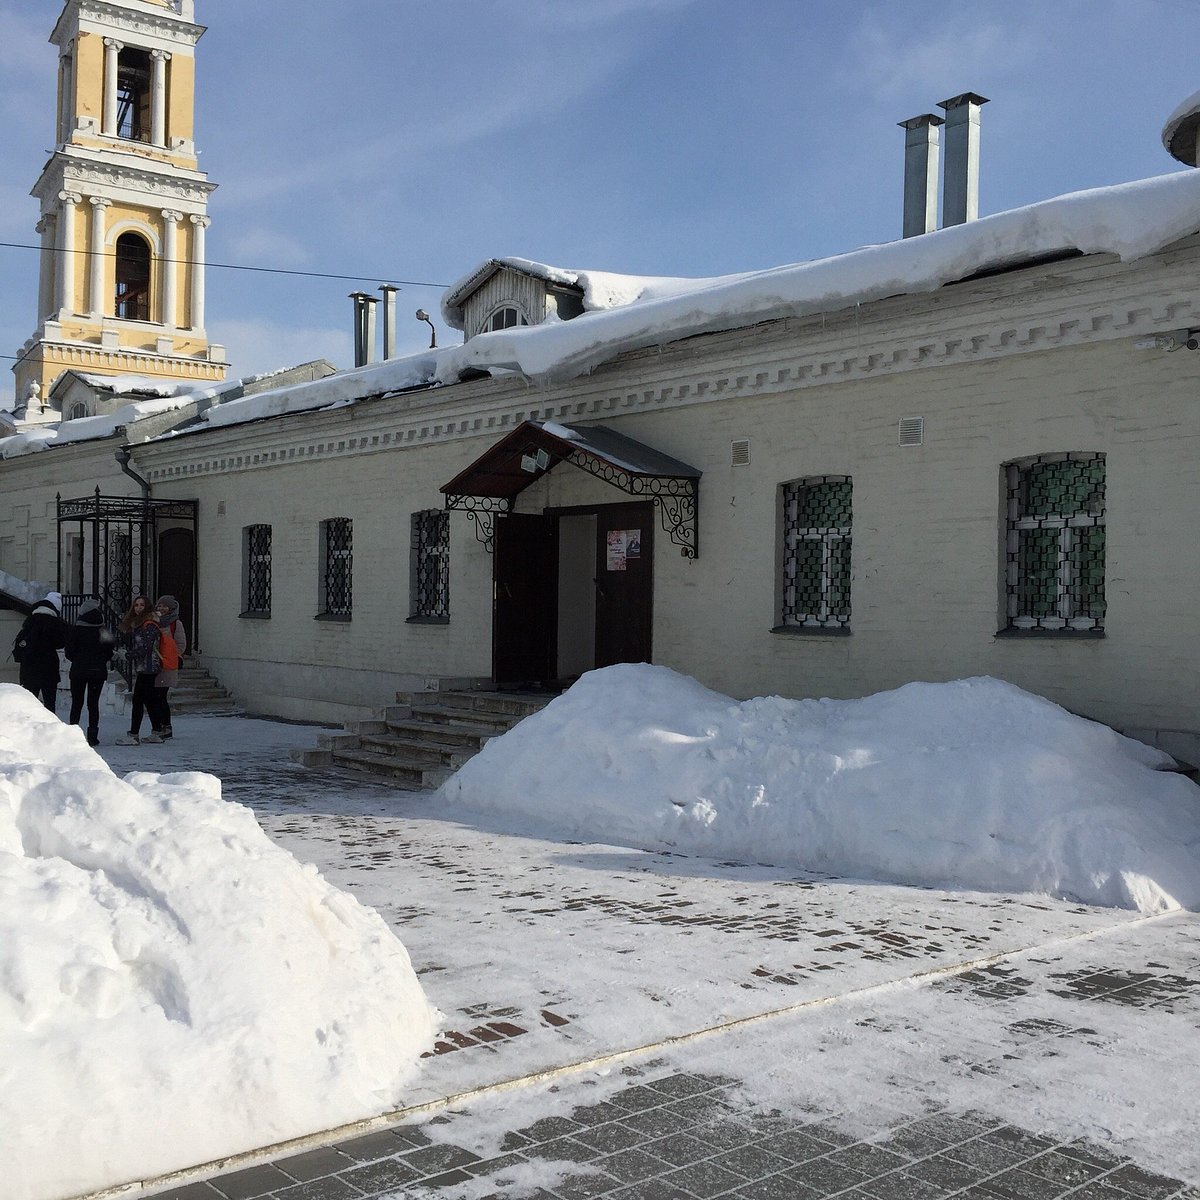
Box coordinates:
[0,396,202,460]
[49,371,190,400]
[179,166,1200,440]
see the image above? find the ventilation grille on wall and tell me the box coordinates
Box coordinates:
[898,417,924,447]
[731,438,752,466]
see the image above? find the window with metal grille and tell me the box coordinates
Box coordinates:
[319,517,352,618]
[410,509,450,620]
[1004,453,1105,633]
[780,476,852,629]
[242,524,271,616]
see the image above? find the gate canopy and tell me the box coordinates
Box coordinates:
[441,420,701,557]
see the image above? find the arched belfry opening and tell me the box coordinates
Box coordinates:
[114,232,151,321]
[116,46,152,142]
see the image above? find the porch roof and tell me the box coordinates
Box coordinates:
[440,420,700,501]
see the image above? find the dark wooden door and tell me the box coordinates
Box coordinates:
[594,503,653,668]
[157,527,195,645]
[493,513,558,687]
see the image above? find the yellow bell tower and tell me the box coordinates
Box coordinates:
[13,0,227,418]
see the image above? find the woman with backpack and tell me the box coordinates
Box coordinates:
[64,598,115,745]
[151,594,187,740]
[115,597,162,745]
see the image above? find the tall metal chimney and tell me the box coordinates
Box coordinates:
[939,92,988,227]
[899,113,943,238]
[379,284,399,360]
[349,292,378,367]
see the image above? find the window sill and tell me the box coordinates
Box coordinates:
[406,615,450,625]
[238,610,271,620]
[770,624,852,638]
[994,627,1105,639]
[314,612,351,623]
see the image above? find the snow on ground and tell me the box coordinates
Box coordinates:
[0,685,438,1200]
[83,708,1200,1192]
[443,665,1200,913]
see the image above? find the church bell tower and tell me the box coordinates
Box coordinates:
[13,0,227,421]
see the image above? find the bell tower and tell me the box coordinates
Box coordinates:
[13,0,227,422]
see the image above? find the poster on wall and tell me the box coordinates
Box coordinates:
[606,529,642,571]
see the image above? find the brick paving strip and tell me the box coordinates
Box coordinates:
[75,910,1200,1200]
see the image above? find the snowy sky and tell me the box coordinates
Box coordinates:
[1,0,1197,403]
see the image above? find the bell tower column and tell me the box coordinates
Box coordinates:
[189,214,209,331]
[56,191,81,317]
[150,49,170,146]
[102,38,121,136]
[88,196,111,317]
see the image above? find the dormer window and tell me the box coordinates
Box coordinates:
[67,402,89,421]
[116,47,152,142]
[483,306,528,333]
[114,232,151,320]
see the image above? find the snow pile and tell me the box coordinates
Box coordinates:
[442,666,1200,913]
[0,685,439,1200]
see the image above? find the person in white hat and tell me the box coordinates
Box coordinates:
[13,591,67,712]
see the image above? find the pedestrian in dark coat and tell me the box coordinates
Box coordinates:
[15,591,66,712]
[64,598,115,746]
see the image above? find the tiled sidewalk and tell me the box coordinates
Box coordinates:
[144,1061,1197,1200]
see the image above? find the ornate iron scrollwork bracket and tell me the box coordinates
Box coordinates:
[444,494,512,554]
[565,450,698,558]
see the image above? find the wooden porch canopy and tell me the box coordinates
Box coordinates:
[441,420,701,557]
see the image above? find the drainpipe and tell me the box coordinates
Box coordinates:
[116,444,151,500]
[116,444,153,602]
[899,113,943,238]
[938,92,988,226]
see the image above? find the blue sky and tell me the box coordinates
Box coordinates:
[1,0,1197,402]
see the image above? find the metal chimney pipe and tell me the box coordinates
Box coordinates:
[938,92,988,226]
[899,113,943,238]
[349,292,378,367]
[379,284,399,360]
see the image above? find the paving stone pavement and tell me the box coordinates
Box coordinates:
[93,720,1200,1200]
[140,1052,1200,1200]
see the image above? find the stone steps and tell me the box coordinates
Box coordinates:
[292,688,554,790]
[109,664,242,716]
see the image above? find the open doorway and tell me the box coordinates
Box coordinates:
[493,501,653,688]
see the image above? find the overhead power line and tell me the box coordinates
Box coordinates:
[0,240,451,288]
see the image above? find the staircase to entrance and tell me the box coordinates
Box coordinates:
[292,690,551,790]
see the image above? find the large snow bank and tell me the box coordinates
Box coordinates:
[442,666,1200,914]
[0,685,439,1200]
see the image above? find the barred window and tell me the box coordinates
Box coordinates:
[319,517,352,618]
[242,524,271,616]
[1004,453,1105,633]
[781,476,852,629]
[410,509,449,620]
